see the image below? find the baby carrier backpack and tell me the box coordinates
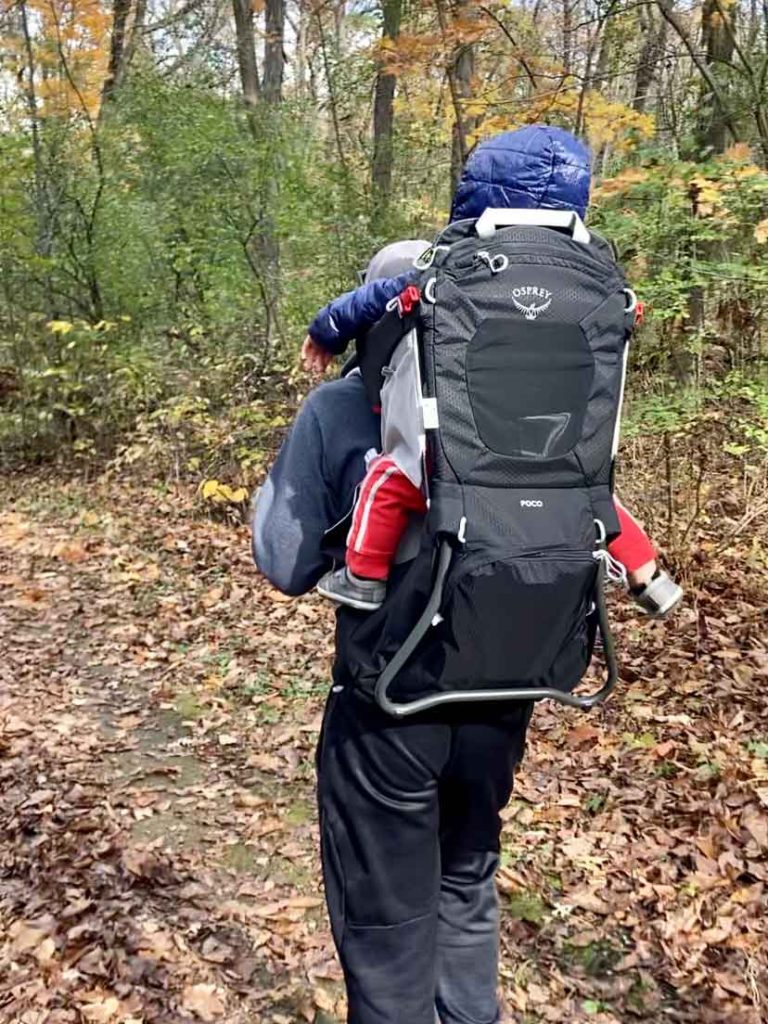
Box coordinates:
[336,209,638,717]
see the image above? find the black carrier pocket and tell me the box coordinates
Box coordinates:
[432,548,598,695]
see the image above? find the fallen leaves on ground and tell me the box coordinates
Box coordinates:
[0,473,766,1023]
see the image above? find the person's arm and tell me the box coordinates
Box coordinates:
[307,270,417,355]
[252,396,335,596]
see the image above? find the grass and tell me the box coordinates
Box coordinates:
[221,842,259,872]
[562,938,622,977]
[174,690,205,720]
[507,891,548,925]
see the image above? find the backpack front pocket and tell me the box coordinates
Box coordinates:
[436,549,598,690]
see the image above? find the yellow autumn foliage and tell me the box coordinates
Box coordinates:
[9,0,111,120]
[47,320,74,335]
[593,167,650,199]
[199,479,248,505]
[523,88,654,152]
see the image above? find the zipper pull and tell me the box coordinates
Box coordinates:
[476,250,509,274]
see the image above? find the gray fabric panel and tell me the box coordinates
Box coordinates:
[393,515,424,564]
[428,480,614,551]
[460,485,596,551]
[576,292,627,481]
[381,328,425,489]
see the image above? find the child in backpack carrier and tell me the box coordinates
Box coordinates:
[306,127,683,619]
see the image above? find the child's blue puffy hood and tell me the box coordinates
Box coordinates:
[307,126,592,353]
[450,125,591,223]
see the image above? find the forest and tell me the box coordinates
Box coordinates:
[0,0,767,1022]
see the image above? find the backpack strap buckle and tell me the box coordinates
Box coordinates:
[397,285,421,317]
[624,288,643,331]
[414,244,450,270]
[386,285,422,317]
[477,250,509,274]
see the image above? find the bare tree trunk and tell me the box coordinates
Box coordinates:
[710,0,768,164]
[122,0,147,73]
[698,0,736,154]
[263,0,285,104]
[315,4,348,175]
[48,0,107,320]
[562,0,574,76]
[632,6,666,113]
[594,12,614,87]
[101,0,132,105]
[437,0,478,195]
[99,0,147,116]
[230,0,281,346]
[333,0,344,49]
[450,40,474,192]
[655,0,738,147]
[19,0,55,316]
[293,1,309,98]
[371,0,403,230]
[258,0,285,352]
[677,0,734,381]
[575,17,605,138]
[232,0,260,111]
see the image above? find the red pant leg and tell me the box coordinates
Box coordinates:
[347,455,427,580]
[608,497,656,574]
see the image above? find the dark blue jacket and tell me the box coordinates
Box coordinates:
[252,373,380,595]
[308,126,591,353]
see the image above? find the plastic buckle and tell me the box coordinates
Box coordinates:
[457,516,467,544]
[635,300,645,327]
[594,518,607,547]
[397,285,421,317]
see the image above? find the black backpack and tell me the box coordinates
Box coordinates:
[335,210,638,717]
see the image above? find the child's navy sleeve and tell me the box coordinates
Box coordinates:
[308,270,418,355]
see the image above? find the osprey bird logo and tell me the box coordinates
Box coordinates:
[511,285,553,321]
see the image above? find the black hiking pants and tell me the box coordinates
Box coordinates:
[316,684,533,1024]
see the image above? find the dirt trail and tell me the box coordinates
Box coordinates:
[0,483,341,1023]
[1,478,767,1024]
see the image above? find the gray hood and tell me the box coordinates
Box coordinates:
[365,239,430,283]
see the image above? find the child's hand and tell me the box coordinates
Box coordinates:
[301,335,334,375]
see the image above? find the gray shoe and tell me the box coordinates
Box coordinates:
[632,570,683,619]
[317,567,386,611]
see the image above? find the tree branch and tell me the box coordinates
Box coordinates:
[479,4,538,92]
[654,0,739,142]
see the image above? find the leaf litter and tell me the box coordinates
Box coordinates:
[1,475,767,1023]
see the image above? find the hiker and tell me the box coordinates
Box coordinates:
[253,126,681,1024]
[255,242,531,1024]
[253,375,532,1024]
[304,130,682,620]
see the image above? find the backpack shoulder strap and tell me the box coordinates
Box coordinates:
[356,285,422,408]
